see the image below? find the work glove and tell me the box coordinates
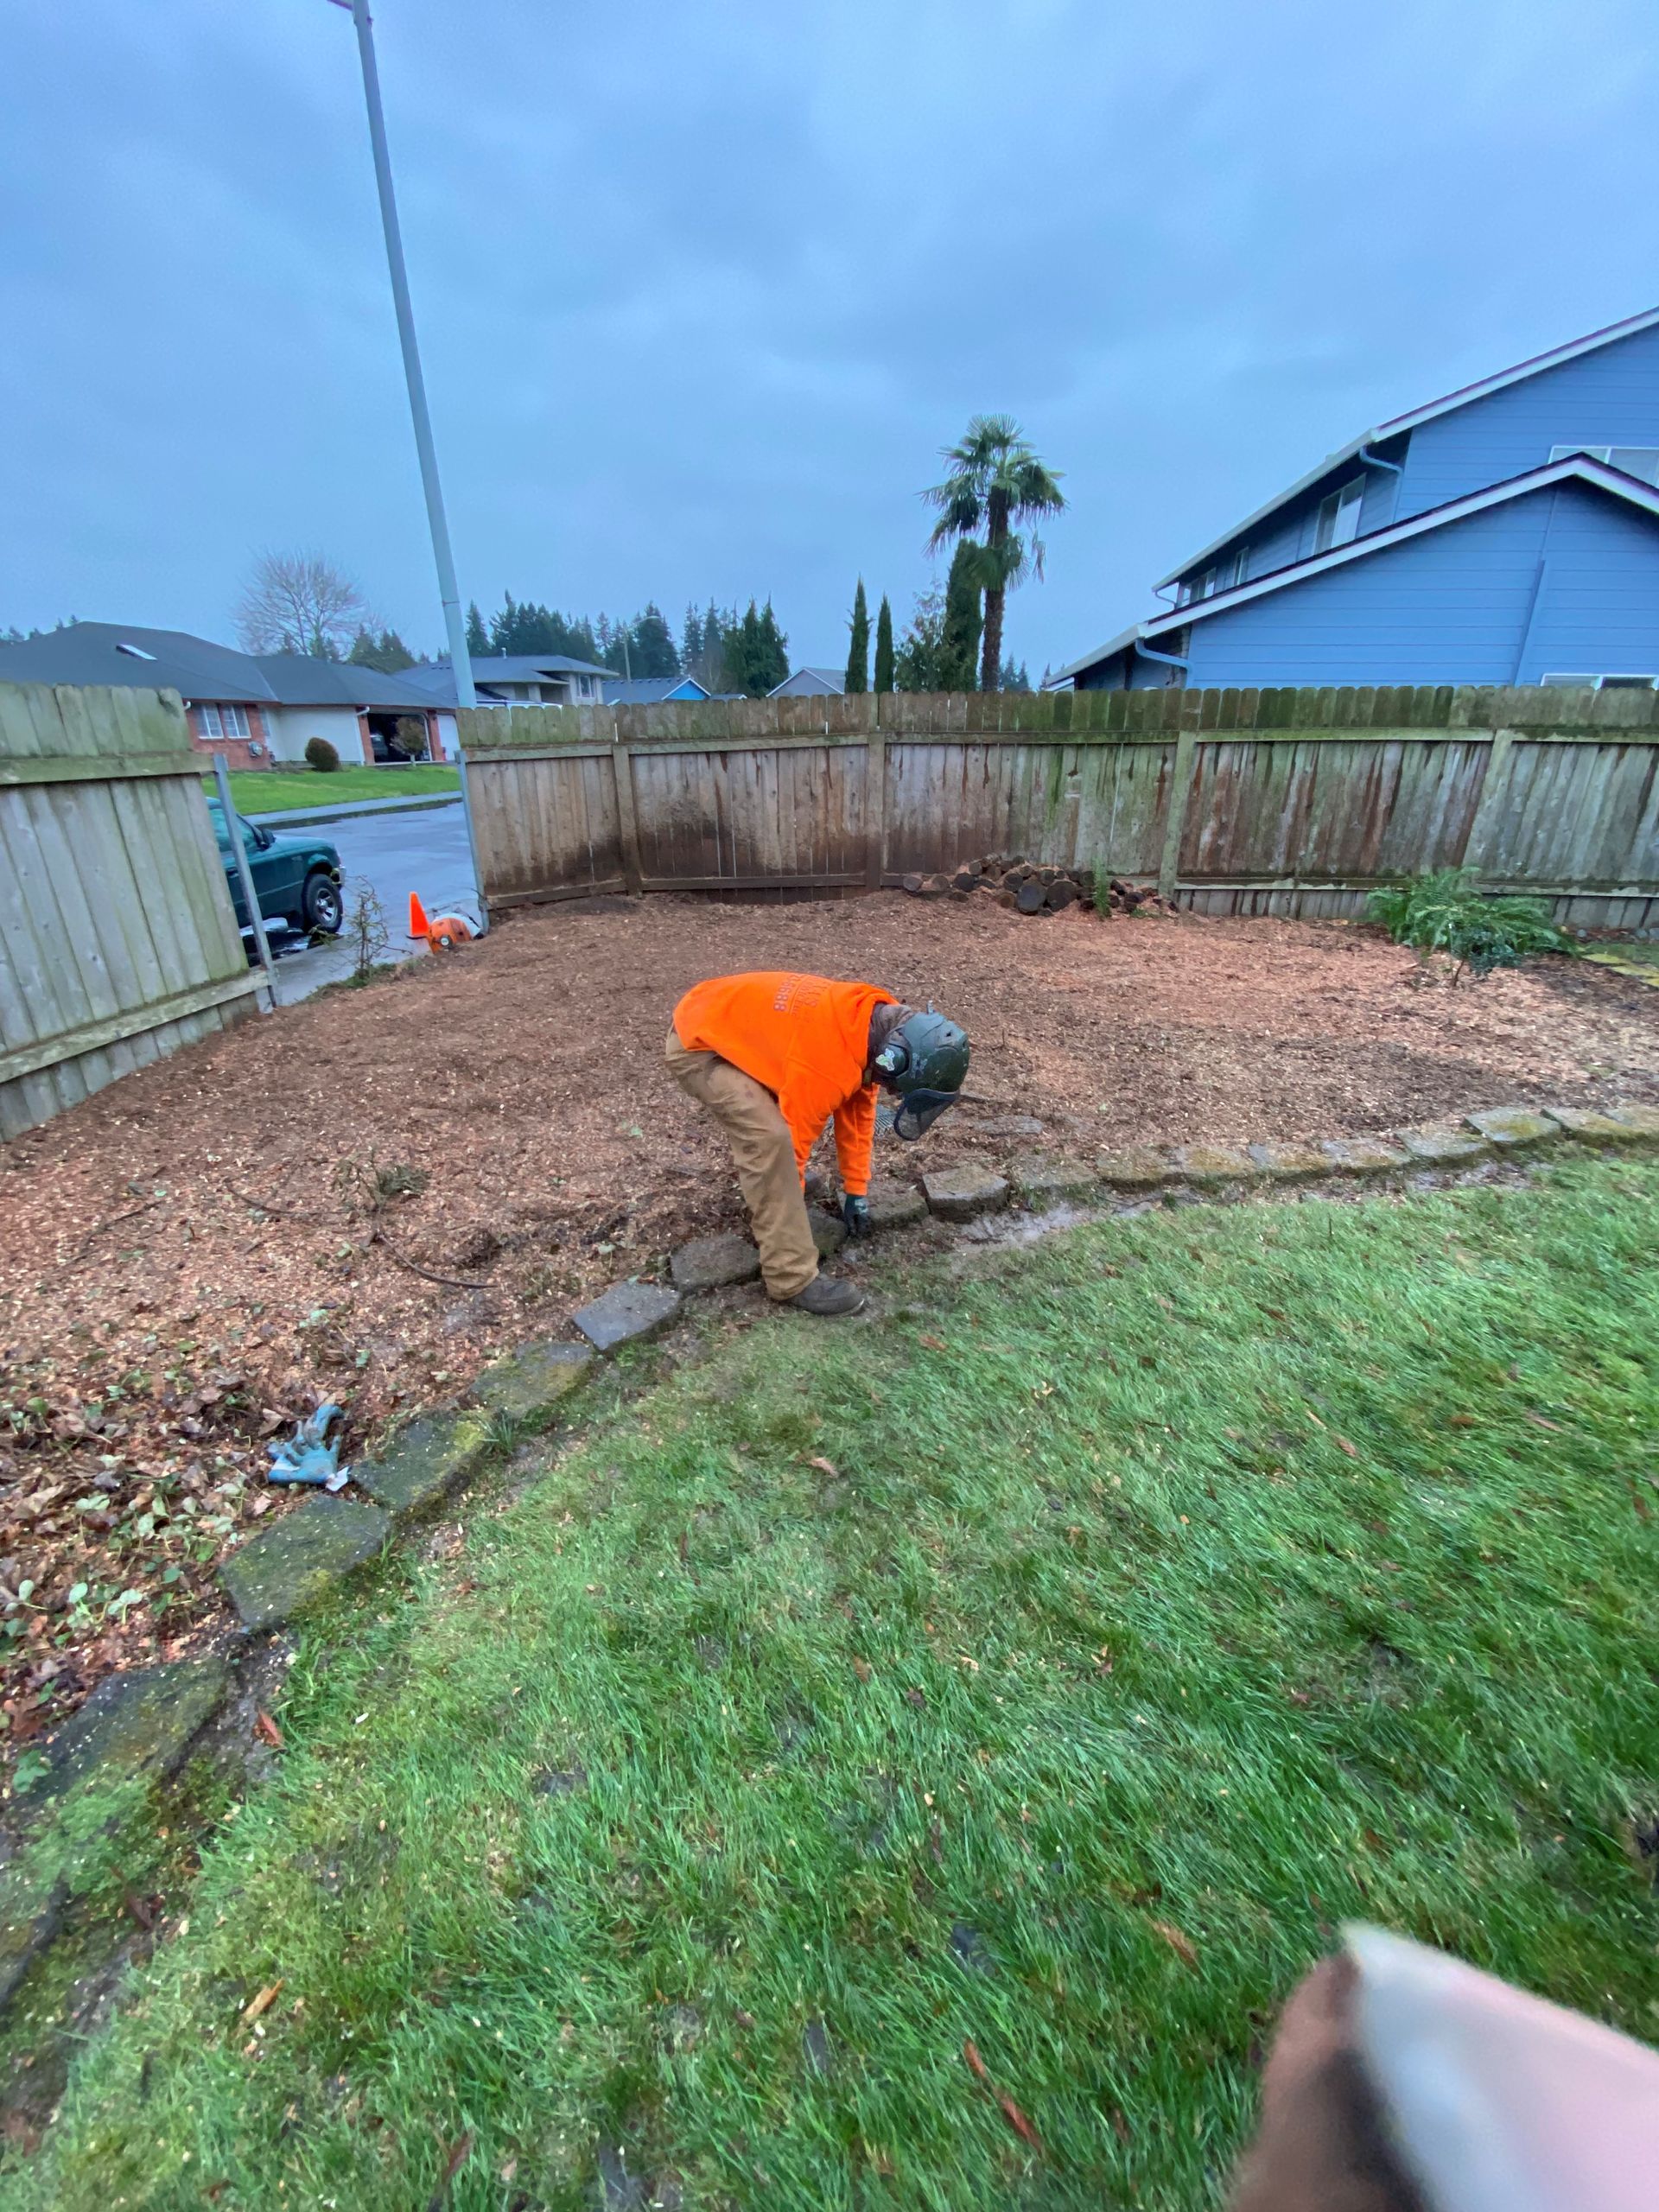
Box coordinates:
[842,1194,872,1238]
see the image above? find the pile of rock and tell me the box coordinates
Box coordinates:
[899,854,1178,917]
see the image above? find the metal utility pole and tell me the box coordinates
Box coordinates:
[328,0,487,928]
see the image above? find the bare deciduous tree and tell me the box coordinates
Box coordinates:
[233,550,372,658]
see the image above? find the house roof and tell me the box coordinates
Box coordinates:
[1152,303,1659,591]
[601,676,710,704]
[1052,455,1659,683]
[0,621,280,701]
[251,656,441,709]
[768,667,845,697]
[0,622,448,710]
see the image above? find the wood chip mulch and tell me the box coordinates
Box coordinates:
[3,893,1656,1759]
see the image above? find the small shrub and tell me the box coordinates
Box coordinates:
[393,715,430,761]
[1367,868,1573,978]
[304,735,341,772]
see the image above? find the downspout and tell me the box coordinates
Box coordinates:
[1357,443,1404,530]
[1513,558,1549,682]
[1135,639,1190,689]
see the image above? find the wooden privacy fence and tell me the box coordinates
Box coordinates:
[1,683,260,1139]
[461,685,1659,931]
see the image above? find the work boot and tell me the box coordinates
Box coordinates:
[788,1274,867,1317]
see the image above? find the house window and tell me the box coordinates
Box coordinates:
[1313,477,1364,553]
[194,702,251,740]
[1541,672,1658,689]
[1548,442,1659,487]
[1175,579,1195,607]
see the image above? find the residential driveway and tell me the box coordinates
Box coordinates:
[263,798,478,1006]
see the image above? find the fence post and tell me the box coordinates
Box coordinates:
[1157,728,1197,899]
[612,741,645,893]
[212,753,276,1008]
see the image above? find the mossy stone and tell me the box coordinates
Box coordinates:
[14,1656,229,1808]
[470,1341,594,1422]
[356,1413,492,1521]
[220,1497,391,1632]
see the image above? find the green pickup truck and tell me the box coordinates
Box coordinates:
[207,798,344,938]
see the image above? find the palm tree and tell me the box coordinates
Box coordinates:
[923,416,1065,692]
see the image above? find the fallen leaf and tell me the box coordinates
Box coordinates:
[734,2007,756,2029]
[998,2093,1043,2152]
[918,1333,947,1351]
[1302,1404,1326,1428]
[963,2038,990,2084]
[808,1456,840,1478]
[1148,1918,1198,1968]
[426,2130,474,2211]
[253,1709,284,1750]
[1333,1436,1359,1460]
[851,1657,872,1683]
[1524,1411,1564,1433]
[905,1686,926,1709]
[240,1979,284,2024]
[1447,1413,1478,1428]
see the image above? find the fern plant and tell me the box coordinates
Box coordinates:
[1366,868,1573,978]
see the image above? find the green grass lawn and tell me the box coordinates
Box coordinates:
[12,1161,1659,2210]
[212,765,460,815]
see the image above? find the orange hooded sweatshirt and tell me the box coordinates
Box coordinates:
[672,970,895,1194]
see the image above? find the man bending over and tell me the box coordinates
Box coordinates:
[666,970,969,1316]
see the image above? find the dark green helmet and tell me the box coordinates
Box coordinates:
[874,1008,970,1140]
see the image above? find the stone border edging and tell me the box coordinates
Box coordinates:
[3,1094,1654,2027]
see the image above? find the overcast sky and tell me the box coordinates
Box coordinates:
[4,0,1658,677]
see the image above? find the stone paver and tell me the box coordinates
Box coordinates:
[1607,1101,1659,1137]
[1397,1122,1491,1166]
[1170,1144,1262,1184]
[1007,1151,1099,1202]
[807,1206,849,1255]
[922,1165,1011,1222]
[0,1864,67,2013]
[220,1496,391,1632]
[865,1180,926,1229]
[1465,1106,1560,1147]
[14,1656,230,1808]
[972,1115,1046,1138]
[1543,1105,1645,1141]
[671,1234,761,1291]
[1247,1141,1331,1179]
[1319,1137,1411,1174]
[1096,1146,1179,1189]
[471,1338,594,1420]
[356,1413,492,1522]
[573,1281,682,1352]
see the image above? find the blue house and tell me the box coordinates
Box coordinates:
[1055,307,1659,692]
[601,675,712,704]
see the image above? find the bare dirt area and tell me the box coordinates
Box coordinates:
[3,892,1656,1753]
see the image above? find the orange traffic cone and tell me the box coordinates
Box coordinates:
[409,892,430,942]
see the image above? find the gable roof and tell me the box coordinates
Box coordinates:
[601,676,710,703]
[1054,456,1659,683]
[1153,303,1659,591]
[768,666,844,697]
[251,655,442,709]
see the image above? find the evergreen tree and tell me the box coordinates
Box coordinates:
[873,594,895,693]
[348,626,417,673]
[939,542,983,690]
[465,601,489,657]
[844,578,869,694]
[999,658,1032,692]
[893,588,947,691]
[628,602,680,678]
[756,599,789,694]
[682,604,703,675]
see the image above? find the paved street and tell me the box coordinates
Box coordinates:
[260,798,478,1006]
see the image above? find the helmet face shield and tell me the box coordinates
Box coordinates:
[892,1088,961,1141]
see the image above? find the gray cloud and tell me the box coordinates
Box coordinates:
[3,0,1656,675]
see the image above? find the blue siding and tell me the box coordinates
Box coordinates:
[1169,482,1659,689]
[1395,321,1659,519]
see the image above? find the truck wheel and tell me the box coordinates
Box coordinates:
[303,872,344,936]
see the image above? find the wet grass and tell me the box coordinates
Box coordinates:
[214,766,459,815]
[9,1159,1658,2210]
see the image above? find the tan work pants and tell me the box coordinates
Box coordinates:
[664,1027,819,1300]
